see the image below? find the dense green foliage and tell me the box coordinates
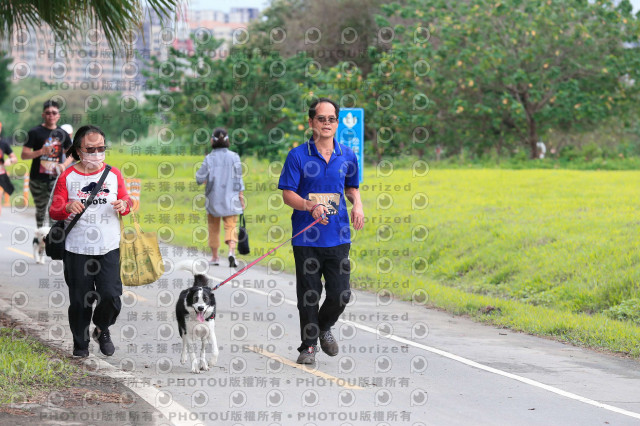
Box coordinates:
[0,79,148,144]
[142,38,313,160]
[137,0,640,162]
[2,0,640,163]
[0,51,11,107]
[376,0,640,158]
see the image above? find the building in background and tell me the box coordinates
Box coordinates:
[228,7,261,22]
[4,7,260,95]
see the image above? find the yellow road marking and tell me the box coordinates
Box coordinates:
[249,346,363,390]
[123,290,148,303]
[7,247,33,259]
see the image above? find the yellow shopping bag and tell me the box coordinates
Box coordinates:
[119,212,164,286]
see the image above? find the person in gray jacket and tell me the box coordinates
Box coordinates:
[196,128,245,267]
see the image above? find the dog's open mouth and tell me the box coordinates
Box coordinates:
[197,311,205,322]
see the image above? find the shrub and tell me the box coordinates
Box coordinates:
[605,299,640,325]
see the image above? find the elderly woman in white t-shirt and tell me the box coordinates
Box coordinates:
[50,125,132,358]
[196,127,245,267]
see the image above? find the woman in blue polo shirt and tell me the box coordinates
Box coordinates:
[279,98,364,365]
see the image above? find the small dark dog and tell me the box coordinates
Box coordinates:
[176,262,219,373]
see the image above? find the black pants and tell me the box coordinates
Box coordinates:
[293,244,351,351]
[63,248,123,350]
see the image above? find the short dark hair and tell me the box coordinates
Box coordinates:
[211,127,229,149]
[68,125,105,161]
[308,97,339,120]
[43,100,60,111]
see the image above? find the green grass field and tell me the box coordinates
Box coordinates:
[4,147,640,357]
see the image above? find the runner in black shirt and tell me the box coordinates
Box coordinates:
[21,100,73,229]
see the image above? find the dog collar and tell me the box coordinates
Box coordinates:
[206,305,216,321]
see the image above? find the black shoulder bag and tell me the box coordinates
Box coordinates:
[237,213,250,255]
[45,166,112,260]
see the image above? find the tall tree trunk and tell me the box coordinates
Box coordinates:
[514,89,539,159]
[528,119,538,159]
[366,127,380,165]
[524,101,538,159]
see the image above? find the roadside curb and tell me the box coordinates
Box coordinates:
[0,298,198,426]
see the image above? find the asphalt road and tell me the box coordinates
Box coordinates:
[1,207,640,426]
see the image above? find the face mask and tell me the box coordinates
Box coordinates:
[81,151,105,168]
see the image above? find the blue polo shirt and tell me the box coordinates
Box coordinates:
[279,138,360,247]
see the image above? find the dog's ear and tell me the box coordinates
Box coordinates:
[185,288,196,304]
[193,274,209,288]
[186,286,202,304]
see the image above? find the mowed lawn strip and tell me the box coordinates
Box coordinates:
[6,150,640,357]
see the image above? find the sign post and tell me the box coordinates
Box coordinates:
[337,108,364,183]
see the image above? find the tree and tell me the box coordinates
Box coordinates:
[0,0,184,54]
[143,37,315,159]
[0,77,149,145]
[244,0,389,76]
[0,51,11,106]
[377,0,640,158]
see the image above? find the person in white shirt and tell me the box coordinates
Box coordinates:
[50,125,132,358]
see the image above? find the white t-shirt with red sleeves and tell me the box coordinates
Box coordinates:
[50,164,131,256]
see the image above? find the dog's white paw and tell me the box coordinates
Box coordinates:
[180,353,188,365]
[208,355,218,367]
[199,358,209,371]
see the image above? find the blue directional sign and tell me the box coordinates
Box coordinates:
[337,108,364,183]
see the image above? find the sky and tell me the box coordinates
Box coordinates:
[627,0,640,11]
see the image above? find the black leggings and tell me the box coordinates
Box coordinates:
[63,248,122,350]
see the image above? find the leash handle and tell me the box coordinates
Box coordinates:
[212,215,325,290]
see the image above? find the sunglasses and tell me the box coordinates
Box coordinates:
[81,146,107,153]
[315,116,338,124]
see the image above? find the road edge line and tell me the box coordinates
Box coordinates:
[239,285,640,421]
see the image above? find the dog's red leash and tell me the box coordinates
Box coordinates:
[211,215,325,290]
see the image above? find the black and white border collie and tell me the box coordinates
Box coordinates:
[176,261,219,373]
